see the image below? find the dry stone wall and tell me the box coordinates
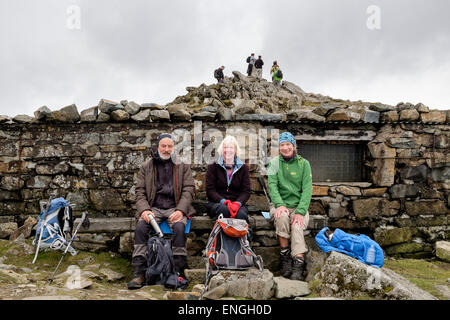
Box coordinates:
[0,72,449,266]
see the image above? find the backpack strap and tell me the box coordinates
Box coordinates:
[238,237,264,271]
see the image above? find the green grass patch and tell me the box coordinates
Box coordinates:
[384,258,450,300]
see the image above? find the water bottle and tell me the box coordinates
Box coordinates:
[366,244,375,264]
[148,213,164,238]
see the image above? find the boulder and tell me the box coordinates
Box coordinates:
[421,111,446,123]
[192,111,217,121]
[34,106,52,120]
[124,101,141,115]
[231,99,256,115]
[150,110,170,121]
[217,107,233,121]
[0,222,18,239]
[274,277,311,299]
[110,109,130,122]
[141,103,164,110]
[327,109,361,122]
[399,109,420,121]
[167,104,191,121]
[205,268,274,300]
[313,251,437,300]
[0,115,10,123]
[281,81,306,97]
[96,112,110,122]
[380,110,399,122]
[287,110,325,122]
[13,115,34,123]
[9,217,37,241]
[130,108,151,122]
[361,110,380,123]
[80,107,98,122]
[50,104,80,123]
[369,103,394,112]
[98,99,121,114]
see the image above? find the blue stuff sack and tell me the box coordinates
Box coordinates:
[315,227,384,268]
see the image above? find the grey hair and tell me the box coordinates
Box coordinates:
[217,135,241,157]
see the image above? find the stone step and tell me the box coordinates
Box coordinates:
[75,214,328,233]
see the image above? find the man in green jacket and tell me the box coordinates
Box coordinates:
[267,131,312,280]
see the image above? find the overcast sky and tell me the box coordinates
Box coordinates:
[1,0,449,117]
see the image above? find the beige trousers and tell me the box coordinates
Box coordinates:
[270,205,309,257]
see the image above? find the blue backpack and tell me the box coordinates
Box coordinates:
[315,227,384,268]
[33,197,77,255]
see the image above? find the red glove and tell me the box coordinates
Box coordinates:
[228,202,241,218]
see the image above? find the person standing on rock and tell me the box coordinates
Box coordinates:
[271,61,282,86]
[127,133,196,290]
[205,135,252,238]
[253,55,264,78]
[214,66,225,83]
[267,132,312,281]
[246,53,256,76]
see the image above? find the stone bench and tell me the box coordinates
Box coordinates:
[74,214,329,233]
[73,214,328,271]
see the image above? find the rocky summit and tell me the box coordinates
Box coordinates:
[1,71,448,124]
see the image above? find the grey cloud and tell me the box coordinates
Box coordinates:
[0,0,449,117]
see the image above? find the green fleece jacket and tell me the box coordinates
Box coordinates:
[267,154,313,216]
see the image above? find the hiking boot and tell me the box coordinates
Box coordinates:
[290,257,306,281]
[127,275,145,290]
[173,255,187,278]
[280,249,293,278]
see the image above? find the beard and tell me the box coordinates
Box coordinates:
[159,152,172,160]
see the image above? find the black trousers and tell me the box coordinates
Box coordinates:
[131,218,187,276]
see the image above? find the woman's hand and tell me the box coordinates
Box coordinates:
[274,206,289,219]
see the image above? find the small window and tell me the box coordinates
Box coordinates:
[298,143,365,182]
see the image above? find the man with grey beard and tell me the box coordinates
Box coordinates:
[127,133,196,289]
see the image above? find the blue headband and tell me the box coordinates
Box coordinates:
[279,132,296,147]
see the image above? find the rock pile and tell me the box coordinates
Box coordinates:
[2,71,448,125]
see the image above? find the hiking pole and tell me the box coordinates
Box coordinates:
[257,177,271,204]
[48,212,88,285]
[257,177,271,219]
[32,194,54,264]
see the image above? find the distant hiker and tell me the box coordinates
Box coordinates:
[253,55,264,78]
[246,53,256,76]
[128,133,196,290]
[267,132,313,281]
[214,66,225,83]
[271,61,283,86]
[205,135,252,237]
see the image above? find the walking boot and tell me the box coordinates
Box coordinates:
[127,275,145,290]
[127,256,147,290]
[280,248,292,278]
[173,255,187,278]
[290,256,306,281]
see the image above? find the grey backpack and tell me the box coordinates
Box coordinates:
[201,215,263,298]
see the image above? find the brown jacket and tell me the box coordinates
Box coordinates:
[135,158,196,221]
